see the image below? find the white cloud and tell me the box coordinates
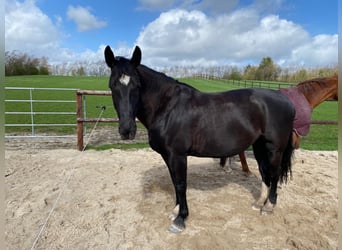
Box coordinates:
[233,15,310,59]
[67,5,107,32]
[5,0,61,54]
[136,9,337,67]
[4,0,338,69]
[5,0,108,64]
[285,34,338,66]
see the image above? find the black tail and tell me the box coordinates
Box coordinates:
[279,132,295,184]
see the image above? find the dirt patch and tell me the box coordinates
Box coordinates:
[5,135,338,249]
[4,126,148,151]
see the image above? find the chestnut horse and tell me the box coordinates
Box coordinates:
[221,75,338,174]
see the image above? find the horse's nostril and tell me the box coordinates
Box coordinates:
[121,134,130,140]
[120,131,136,140]
[119,124,136,140]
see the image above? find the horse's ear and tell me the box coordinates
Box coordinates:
[131,46,141,67]
[104,45,115,68]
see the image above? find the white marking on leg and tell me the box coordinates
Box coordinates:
[260,181,270,202]
[168,204,179,221]
[119,74,130,86]
[252,182,270,210]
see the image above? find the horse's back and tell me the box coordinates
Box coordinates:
[212,88,295,123]
[185,88,295,157]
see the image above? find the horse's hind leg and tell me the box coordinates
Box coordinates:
[239,152,250,174]
[252,139,283,214]
[252,180,270,211]
[251,139,271,211]
[261,176,279,215]
[219,152,250,175]
[260,147,283,215]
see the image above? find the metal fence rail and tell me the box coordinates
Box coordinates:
[5,87,77,138]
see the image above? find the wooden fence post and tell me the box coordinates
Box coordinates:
[76,91,83,151]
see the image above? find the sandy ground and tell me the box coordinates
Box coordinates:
[5,134,338,250]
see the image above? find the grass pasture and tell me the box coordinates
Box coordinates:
[5,75,338,150]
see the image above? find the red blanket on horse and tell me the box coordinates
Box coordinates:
[280,87,312,136]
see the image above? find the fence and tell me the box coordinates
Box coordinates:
[76,89,115,150]
[5,82,337,148]
[75,88,337,151]
[229,79,294,89]
[5,87,77,138]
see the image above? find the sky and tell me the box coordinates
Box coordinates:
[5,0,339,68]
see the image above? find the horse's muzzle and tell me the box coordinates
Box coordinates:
[119,121,137,140]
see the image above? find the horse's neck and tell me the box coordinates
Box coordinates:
[298,80,337,109]
[136,65,187,128]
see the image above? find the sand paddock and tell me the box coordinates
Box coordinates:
[5,140,337,249]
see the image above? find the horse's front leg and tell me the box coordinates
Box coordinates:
[163,153,188,233]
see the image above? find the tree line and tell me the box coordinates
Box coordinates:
[5,51,337,82]
[5,51,50,76]
[189,57,337,83]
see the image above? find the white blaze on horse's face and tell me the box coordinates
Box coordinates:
[119,74,131,86]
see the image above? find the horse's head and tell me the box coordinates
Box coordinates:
[104,45,142,140]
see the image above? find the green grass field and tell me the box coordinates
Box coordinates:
[5,75,338,150]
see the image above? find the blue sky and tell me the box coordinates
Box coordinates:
[5,0,338,67]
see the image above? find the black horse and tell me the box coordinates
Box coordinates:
[104,46,295,233]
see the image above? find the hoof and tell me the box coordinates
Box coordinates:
[169,223,184,234]
[260,208,274,215]
[252,202,263,211]
[260,201,275,215]
[244,170,252,176]
[168,216,185,234]
[223,167,233,173]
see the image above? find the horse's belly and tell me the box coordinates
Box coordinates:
[189,129,258,157]
[189,147,246,158]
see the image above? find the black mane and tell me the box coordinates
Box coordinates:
[137,64,197,91]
